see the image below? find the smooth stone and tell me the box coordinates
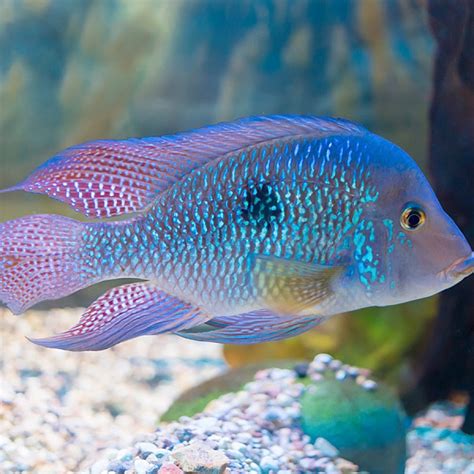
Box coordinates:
[270,445,285,458]
[259,455,279,473]
[225,449,243,460]
[107,459,132,474]
[361,379,378,391]
[137,442,159,457]
[90,459,109,474]
[230,441,247,453]
[309,361,327,374]
[299,457,317,470]
[347,367,360,378]
[300,377,407,474]
[264,407,286,423]
[145,454,159,463]
[293,363,309,378]
[248,462,262,473]
[335,370,347,381]
[313,354,333,365]
[116,448,133,462]
[314,438,339,458]
[154,449,171,460]
[195,416,218,432]
[134,458,152,474]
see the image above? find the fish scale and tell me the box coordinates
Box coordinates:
[79,136,371,314]
[3,115,471,351]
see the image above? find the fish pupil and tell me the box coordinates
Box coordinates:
[408,212,421,228]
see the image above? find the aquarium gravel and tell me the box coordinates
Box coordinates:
[90,365,359,474]
[0,308,225,473]
[406,403,474,474]
[1,309,473,473]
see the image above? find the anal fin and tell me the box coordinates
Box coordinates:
[177,310,323,344]
[29,283,210,351]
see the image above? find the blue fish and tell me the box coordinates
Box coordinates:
[0,115,472,350]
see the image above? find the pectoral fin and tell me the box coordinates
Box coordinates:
[252,255,344,315]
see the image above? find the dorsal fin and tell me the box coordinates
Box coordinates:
[1,115,367,218]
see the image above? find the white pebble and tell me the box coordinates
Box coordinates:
[136,442,159,456]
[313,353,333,364]
[335,370,347,381]
[361,379,378,391]
[314,438,339,458]
[134,458,152,474]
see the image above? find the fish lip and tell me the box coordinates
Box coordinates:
[439,251,474,281]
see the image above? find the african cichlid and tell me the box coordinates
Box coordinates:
[1,115,473,351]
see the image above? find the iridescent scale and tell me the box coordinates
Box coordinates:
[3,115,434,350]
[80,134,380,314]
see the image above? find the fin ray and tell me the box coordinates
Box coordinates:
[29,283,210,351]
[0,215,91,314]
[253,255,345,315]
[2,115,367,217]
[178,310,323,344]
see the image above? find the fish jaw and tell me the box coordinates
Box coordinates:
[439,251,474,284]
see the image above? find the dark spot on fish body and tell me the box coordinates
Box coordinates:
[238,182,284,237]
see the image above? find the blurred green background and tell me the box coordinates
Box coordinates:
[0,0,437,384]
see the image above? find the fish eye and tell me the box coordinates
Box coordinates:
[400,204,425,231]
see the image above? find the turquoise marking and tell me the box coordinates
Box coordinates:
[397,231,412,247]
[383,219,393,241]
[367,221,376,242]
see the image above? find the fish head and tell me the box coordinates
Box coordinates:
[365,137,473,305]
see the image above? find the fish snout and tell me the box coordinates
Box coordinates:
[440,251,474,282]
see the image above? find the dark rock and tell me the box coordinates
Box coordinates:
[293,362,309,378]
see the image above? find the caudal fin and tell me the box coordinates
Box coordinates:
[0,214,92,314]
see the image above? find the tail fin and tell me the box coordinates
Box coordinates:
[0,214,93,314]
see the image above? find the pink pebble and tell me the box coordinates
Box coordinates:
[159,462,184,474]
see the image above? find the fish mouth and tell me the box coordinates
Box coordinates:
[440,251,474,281]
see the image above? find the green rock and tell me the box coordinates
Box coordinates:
[300,377,407,474]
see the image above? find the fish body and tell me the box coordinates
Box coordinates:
[1,116,472,350]
[90,133,375,315]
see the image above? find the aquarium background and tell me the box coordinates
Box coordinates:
[0,0,441,381]
[2,1,474,472]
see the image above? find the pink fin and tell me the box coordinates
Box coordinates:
[29,283,210,351]
[177,310,323,344]
[0,214,88,314]
[2,116,366,218]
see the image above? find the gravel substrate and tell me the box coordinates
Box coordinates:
[0,308,225,473]
[406,403,474,474]
[90,365,359,474]
[1,308,473,473]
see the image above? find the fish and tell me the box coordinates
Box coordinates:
[0,115,473,351]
